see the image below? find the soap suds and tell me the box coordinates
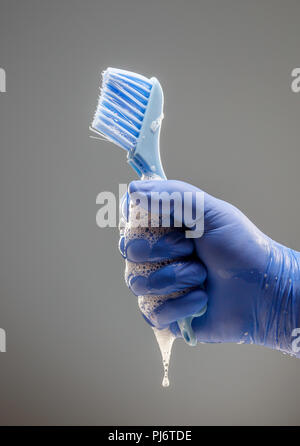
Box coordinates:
[124,197,178,387]
[150,113,164,133]
[153,327,175,387]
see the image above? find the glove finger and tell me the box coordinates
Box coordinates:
[128,260,207,296]
[152,288,208,329]
[124,230,194,262]
[128,179,204,231]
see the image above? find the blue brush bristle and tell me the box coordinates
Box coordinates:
[91,68,153,152]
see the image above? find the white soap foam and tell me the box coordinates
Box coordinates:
[153,326,175,387]
[124,199,179,387]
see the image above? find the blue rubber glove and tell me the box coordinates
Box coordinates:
[119,180,300,357]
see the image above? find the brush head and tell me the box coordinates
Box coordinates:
[91,68,166,179]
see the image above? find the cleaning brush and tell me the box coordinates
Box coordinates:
[91,68,204,385]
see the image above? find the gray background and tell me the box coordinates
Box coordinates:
[0,0,299,425]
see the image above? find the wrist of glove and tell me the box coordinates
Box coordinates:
[253,242,300,355]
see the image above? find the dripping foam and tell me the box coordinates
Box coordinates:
[124,199,178,387]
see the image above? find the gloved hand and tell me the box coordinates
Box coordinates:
[119,180,300,356]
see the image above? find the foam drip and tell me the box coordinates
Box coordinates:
[124,199,178,387]
[153,327,175,387]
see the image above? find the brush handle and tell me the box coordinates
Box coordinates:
[177,305,207,346]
